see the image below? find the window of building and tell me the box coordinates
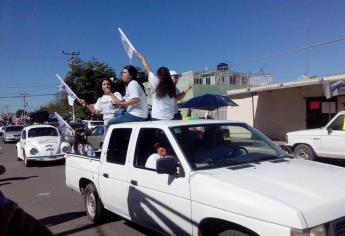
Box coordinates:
[106,128,132,165]
[206,77,210,85]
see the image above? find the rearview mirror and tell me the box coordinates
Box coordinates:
[156,157,177,175]
[327,127,332,135]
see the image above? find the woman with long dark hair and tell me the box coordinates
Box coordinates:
[72,129,95,156]
[78,78,124,127]
[106,65,148,126]
[136,53,177,120]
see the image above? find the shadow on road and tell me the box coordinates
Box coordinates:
[40,211,86,226]
[317,158,345,168]
[0,175,38,182]
[50,211,124,236]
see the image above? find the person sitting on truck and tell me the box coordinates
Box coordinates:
[106,65,148,126]
[72,129,95,157]
[145,142,173,170]
[78,78,125,129]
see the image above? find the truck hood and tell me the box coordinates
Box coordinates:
[190,158,345,228]
[287,128,323,136]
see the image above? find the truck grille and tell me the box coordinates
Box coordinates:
[329,216,345,236]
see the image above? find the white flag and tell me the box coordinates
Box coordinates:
[118,28,137,63]
[49,112,74,140]
[56,74,78,106]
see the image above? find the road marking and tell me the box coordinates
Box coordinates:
[36,192,51,197]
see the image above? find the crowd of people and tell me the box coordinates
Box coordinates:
[77,52,192,132]
[71,52,193,159]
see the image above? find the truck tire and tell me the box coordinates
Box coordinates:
[84,183,105,223]
[219,230,250,236]
[293,144,316,161]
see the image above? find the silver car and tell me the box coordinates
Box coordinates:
[88,125,104,150]
[3,125,24,143]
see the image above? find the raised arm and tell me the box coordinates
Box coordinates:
[176,84,192,101]
[136,53,152,74]
[78,99,100,115]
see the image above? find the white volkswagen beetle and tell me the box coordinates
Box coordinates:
[16,125,71,166]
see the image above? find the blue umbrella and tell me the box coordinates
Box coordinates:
[180,93,238,111]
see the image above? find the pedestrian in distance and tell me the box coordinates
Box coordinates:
[106,65,148,127]
[136,53,178,120]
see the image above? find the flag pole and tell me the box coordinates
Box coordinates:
[72,103,75,122]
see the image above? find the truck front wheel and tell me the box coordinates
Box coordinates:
[219,230,250,236]
[293,144,316,161]
[84,183,104,223]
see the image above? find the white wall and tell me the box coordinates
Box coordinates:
[227,85,330,140]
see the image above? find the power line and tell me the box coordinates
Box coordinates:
[0,93,62,99]
[0,85,56,89]
[233,36,345,66]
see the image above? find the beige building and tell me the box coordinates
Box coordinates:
[227,74,345,140]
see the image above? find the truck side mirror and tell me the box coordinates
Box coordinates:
[156,157,177,175]
[327,127,332,135]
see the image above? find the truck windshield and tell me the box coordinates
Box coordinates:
[28,127,58,138]
[170,123,286,170]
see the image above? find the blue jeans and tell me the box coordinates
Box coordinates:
[105,111,146,134]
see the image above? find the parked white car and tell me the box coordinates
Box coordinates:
[287,111,345,160]
[16,125,71,166]
[66,120,345,236]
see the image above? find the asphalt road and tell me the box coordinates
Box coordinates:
[0,142,157,236]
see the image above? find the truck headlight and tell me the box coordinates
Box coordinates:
[291,224,326,236]
[310,225,326,236]
[30,148,38,155]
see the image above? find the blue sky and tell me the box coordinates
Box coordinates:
[1,0,345,113]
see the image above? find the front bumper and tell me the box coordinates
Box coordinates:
[26,154,65,162]
[3,136,20,142]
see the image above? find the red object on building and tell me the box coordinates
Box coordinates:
[310,101,320,110]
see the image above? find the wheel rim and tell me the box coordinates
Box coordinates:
[296,149,309,159]
[86,192,96,218]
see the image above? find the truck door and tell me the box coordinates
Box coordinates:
[321,113,345,158]
[98,128,132,218]
[128,128,192,236]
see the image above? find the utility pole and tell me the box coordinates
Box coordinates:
[62,50,80,122]
[62,50,80,65]
[19,93,29,119]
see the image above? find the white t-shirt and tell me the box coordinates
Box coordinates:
[148,72,177,120]
[145,153,161,169]
[124,80,148,118]
[93,92,123,124]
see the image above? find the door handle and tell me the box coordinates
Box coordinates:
[130,180,138,186]
[103,173,109,178]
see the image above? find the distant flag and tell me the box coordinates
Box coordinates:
[118,28,137,64]
[56,74,78,106]
[49,112,74,140]
[323,79,345,99]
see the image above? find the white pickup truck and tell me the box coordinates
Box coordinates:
[287,111,345,161]
[66,120,345,236]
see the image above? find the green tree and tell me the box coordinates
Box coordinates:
[15,109,25,117]
[39,59,118,119]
